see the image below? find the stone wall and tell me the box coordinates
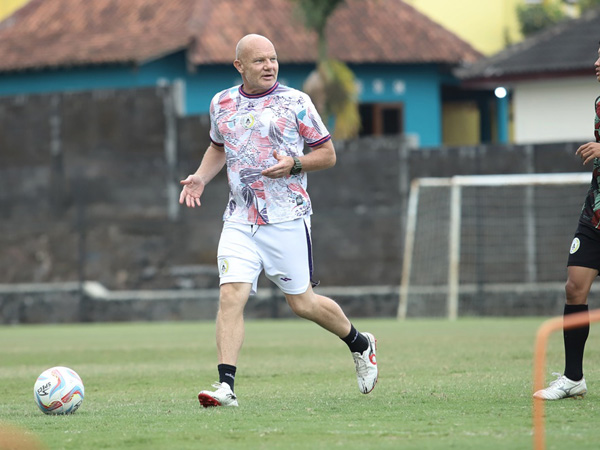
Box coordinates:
[0,87,591,322]
[0,282,401,324]
[1,281,587,324]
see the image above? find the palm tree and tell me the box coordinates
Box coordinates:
[293,0,361,140]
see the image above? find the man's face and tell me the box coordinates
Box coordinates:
[595,48,600,82]
[235,39,278,94]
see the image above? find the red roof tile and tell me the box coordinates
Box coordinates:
[0,0,481,72]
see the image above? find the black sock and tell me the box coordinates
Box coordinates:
[563,304,589,381]
[218,364,236,392]
[341,324,369,353]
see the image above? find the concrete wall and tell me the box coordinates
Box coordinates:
[404,0,524,55]
[0,282,400,324]
[1,281,583,324]
[0,88,591,322]
[514,77,600,144]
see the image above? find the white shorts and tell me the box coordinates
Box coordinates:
[217,217,315,295]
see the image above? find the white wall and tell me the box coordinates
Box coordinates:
[514,77,599,144]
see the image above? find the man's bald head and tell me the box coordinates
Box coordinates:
[233,34,278,94]
[235,34,275,61]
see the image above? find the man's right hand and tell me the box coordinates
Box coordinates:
[179,174,205,208]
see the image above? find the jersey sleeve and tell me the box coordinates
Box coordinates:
[209,93,225,147]
[296,93,331,147]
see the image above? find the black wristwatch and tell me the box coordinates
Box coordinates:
[290,156,302,175]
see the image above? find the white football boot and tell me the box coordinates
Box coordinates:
[198,382,239,407]
[533,373,587,400]
[352,332,378,394]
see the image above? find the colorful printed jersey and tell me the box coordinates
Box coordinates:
[579,95,600,229]
[209,82,331,225]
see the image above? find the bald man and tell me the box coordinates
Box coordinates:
[179,34,378,407]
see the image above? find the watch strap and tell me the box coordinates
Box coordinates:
[290,156,302,175]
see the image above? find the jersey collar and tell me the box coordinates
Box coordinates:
[239,82,279,99]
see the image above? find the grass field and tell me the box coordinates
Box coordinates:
[0,318,598,450]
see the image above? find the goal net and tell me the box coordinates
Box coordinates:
[398,173,591,319]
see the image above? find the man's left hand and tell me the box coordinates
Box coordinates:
[261,151,294,178]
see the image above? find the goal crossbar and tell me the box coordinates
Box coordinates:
[413,172,590,188]
[398,172,591,320]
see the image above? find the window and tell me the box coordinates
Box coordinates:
[359,103,404,136]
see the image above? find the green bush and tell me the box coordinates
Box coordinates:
[516,2,566,36]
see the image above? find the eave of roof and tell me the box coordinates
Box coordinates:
[457,7,600,84]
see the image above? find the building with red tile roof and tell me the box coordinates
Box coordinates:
[458,7,600,144]
[0,0,485,147]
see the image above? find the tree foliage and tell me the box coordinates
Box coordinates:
[516,1,566,36]
[293,0,345,60]
[293,0,361,139]
[303,59,360,140]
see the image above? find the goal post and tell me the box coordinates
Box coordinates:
[398,172,591,320]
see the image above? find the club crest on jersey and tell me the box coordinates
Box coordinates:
[219,259,229,275]
[570,237,580,254]
[242,113,255,129]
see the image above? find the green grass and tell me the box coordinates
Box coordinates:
[0,318,598,449]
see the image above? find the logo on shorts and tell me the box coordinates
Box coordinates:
[570,237,580,254]
[219,259,229,275]
[280,277,292,282]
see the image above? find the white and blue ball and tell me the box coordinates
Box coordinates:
[34,366,84,415]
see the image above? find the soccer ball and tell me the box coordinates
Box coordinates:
[33,366,84,415]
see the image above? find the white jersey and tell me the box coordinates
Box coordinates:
[209,82,331,225]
